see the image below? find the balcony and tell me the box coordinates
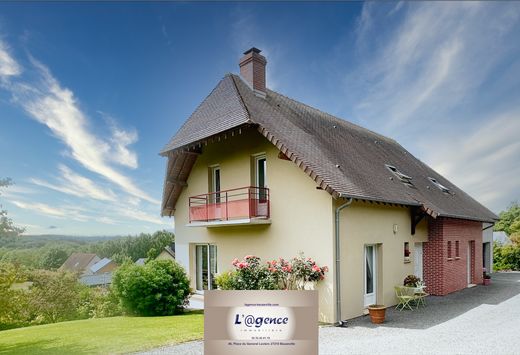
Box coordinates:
[188,186,270,227]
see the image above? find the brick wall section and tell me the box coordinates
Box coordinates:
[239,49,267,93]
[424,217,483,295]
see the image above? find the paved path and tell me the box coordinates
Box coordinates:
[138,272,520,355]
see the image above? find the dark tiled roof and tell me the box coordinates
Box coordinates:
[161,74,497,222]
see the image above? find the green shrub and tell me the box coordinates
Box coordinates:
[112,259,191,316]
[493,242,520,271]
[215,271,236,290]
[78,287,122,319]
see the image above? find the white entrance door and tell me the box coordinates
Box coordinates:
[364,245,377,307]
[414,242,423,280]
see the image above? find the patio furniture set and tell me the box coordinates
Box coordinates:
[394,281,430,311]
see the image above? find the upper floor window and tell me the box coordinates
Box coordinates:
[385,164,414,188]
[253,154,267,201]
[447,241,452,259]
[209,165,221,203]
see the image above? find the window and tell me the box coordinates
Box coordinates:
[209,165,221,203]
[428,177,451,194]
[253,155,267,201]
[404,242,410,261]
[447,241,452,259]
[455,241,460,258]
[385,164,414,188]
[196,244,217,291]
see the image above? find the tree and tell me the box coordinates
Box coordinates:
[495,202,520,244]
[40,247,69,270]
[29,270,87,323]
[112,259,190,316]
[0,178,25,239]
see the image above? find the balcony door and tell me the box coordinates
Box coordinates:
[210,165,221,203]
[253,155,268,217]
[196,244,217,291]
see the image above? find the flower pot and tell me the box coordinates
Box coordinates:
[367,305,386,324]
[483,278,491,286]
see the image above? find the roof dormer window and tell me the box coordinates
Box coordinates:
[428,177,451,194]
[385,164,414,187]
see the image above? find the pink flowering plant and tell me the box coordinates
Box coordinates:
[216,253,328,290]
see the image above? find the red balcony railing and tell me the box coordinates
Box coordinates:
[189,186,270,223]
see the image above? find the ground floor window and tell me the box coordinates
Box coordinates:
[196,244,217,291]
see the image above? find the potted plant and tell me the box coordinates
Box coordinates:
[367,304,386,324]
[483,268,491,286]
[403,274,420,287]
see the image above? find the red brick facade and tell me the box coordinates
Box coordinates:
[239,48,267,93]
[423,217,483,295]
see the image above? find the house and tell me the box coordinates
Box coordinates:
[159,48,498,323]
[156,245,175,261]
[78,258,118,287]
[59,253,100,275]
[135,258,147,266]
[88,257,118,275]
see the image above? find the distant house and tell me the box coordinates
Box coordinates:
[89,257,118,275]
[59,253,100,275]
[157,245,175,261]
[135,258,146,266]
[79,273,113,287]
[79,258,118,287]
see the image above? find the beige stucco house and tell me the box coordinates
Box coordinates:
[160,48,497,324]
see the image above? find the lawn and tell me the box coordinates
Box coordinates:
[0,311,203,354]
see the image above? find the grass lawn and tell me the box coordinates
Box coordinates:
[0,311,203,354]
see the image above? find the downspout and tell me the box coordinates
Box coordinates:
[335,196,353,327]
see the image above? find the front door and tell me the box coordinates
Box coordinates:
[196,244,217,291]
[364,245,377,307]
[414,242,423,280]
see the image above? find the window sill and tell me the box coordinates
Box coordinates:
[447,258,454,261]
[404,257,411,264]
[455,257,461,260]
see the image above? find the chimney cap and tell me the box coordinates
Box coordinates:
[243,47,262,55]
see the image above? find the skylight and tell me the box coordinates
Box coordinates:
[385,164,414,187]
[428,177,451,193]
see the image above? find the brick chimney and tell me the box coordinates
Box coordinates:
[239,47,267,97]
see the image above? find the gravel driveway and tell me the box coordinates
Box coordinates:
[138,272,520,355]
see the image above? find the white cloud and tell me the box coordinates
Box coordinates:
[119,208,170,226]
[343,2,520,212]
[30,165,118,202]
[349,2,520,129]
[0,39,21,77]
[10,200,68,219]
[423,110,520,212]
[7,57,158,204]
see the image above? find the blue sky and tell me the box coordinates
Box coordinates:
[0,2,519,236]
